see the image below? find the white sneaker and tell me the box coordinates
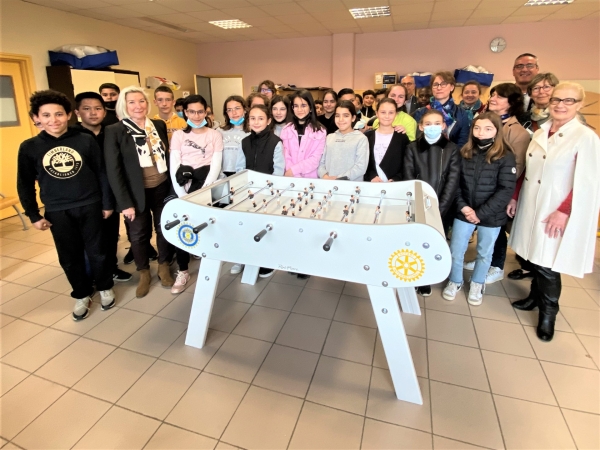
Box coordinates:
[442,281,462,301]
[99,289,116,311]
[230,263,244,275]
[468,281,484,306]
[171,270,190,294]
[463,260,476,271]
[72,296,91,321]
[485,267,504,285]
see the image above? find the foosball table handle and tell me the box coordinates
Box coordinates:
[323,231,338,251]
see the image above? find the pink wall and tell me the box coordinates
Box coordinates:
[332,33,355,92]
[197,19,599,95]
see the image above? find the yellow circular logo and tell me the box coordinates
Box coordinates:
[388,249,426,282]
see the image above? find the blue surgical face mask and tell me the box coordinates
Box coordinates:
[176,111,184,119]
[187,118,207,129]
[423,124,443,143]
[230,117,245,126]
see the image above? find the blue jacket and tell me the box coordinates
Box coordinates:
[412,103,472,150]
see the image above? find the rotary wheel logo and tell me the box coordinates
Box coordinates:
[42,147,82,179]
[178,224,199,248]
[388,249,425,282]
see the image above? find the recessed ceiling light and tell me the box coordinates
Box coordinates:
[349,6,391,19]
[524,0,574,5]
[209,19,252,29]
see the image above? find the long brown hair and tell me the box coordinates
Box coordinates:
[461,112,513,163]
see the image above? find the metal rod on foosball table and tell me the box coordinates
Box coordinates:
[373,190,386,224]
[260,183,295,210]
[230,180,274,209]
[209,181,254,206]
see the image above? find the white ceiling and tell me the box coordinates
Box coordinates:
[22,0,600,44]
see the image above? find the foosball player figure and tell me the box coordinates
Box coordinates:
[343,205,349,222]
[304,199,308,206]
[290,199,296,209]
[298,205,302,212]
[311,208,316,217]
[297,193,303,203]
[303,187,308,196]
[282,206,288,215]
[252,201,257,208]
[375,206,381,223]
[310,193,314,200]
[262,199,268,213]
[350,195,355,205]
[327,190,333,203]
[276,190,281,204]
[351,207,355,214]
[291,211,296,217]
[270,188,274,195]
[309,183,315,191]
[248,190,254,199]
[405,211,411,222]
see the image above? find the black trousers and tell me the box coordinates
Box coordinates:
[528,261,561,314]
[45,202,114,298]
[176,248,190,271]
[103,211,120,270]
[125,180,174,270]
[491,224,508,269]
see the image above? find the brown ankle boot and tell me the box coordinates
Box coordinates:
[136,269,151,298]
[157,262,174,288]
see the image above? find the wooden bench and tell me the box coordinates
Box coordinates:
[0,193,29,230]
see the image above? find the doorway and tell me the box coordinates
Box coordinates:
[195,75,244,125]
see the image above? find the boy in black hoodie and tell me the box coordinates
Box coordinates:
[17,90,118,321]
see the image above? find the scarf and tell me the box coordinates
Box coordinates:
[430,97,456,127]
[123,118,167,173]
[531,106,550,123]
[459,99,482,112]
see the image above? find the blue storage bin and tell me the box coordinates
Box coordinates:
[454,69,494,87]
[414,75,432,88]
[49,51,119,69]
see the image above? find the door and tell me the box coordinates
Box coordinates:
[195,75,212,108]
[209,76,244,124]
[0,54,37,220]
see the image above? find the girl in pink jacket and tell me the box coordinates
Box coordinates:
[280,89,326,179]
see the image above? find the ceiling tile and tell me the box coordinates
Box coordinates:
[277,13,321,24]
[82,6,145,18]
[431,9,474,21]
[464,17,506,26]
[54,0,113,9]
[544,10,598,20]
[161,0,215,13]
[503,14,549,23]
[558,2,600,12]
[184,22,217,31]
[342,0,391,8]
[71,8,115,19]
[393,21,429,31]
[470,8,514,19]
[359,24,395,32]
[199,0,253,7]
[392,13,430,24]
[300,30,332,37]
[428,18,466,28]
[158,13,207,24]
[478,0,524,7]
[220,6,270,19]
[99,0,148,5]
[259,2,307,15]
[121,2,175,15]
[289,22,329,32]
[326,26,362,33]
[246,0,295,4]
[25,0,79,11]
[299,0,347,13]
[354,16,393,27]
[189,9,237,20]
[389,0,434,4]
[259,24,295,33]
[433,0,480,12]
[271,31,305,38]
[243,17,277,26]
[390,3,433,15]
[511,5,566,16]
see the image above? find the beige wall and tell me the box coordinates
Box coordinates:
[0,0,198,102]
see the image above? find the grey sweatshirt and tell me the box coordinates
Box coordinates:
[218,126,250,173]
[318,130,369,181]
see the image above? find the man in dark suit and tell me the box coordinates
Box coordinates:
[401,75,419,116]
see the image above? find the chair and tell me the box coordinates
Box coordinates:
[0,193,29,230]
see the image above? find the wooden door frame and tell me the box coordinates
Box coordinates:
[0,52,37,135]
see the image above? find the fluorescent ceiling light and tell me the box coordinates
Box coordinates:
[524,0,574,5]
[349,6,391,19]
[209,19,252,29]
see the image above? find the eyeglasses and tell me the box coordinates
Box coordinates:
[432,82,449,89]
[292,104,309,110]
[514,64,537,70]
[260,88,273,94]
[226,106,243,113]
[531,84,554,93]
[549,97,581,106]
[186,109,205,116]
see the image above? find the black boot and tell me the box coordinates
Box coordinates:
[533,264,561,342]
[511,296,538,311]
[537,309,557,341]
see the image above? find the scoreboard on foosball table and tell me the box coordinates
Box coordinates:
[162,170,451,405]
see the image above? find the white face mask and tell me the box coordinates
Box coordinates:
[423,124,443,144]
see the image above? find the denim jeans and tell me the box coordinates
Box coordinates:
[449,219,501,285]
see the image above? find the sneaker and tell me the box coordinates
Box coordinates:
[230,263,244,275]
[258,267,274,278]
[485,267,504,285]
[442,281,462,301]
[113,268,132,282]
[123,248,134,265]
[99,289,116,311]
[72,296,91,321]
[468,281,484,306]
[416,285,432,297]
[148,245,158,262]
[463,260,476,271]
[171,270,190,294]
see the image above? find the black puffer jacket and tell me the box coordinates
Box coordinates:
[403,135,460,216]
[456,146,517,228]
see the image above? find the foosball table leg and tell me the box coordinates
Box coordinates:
[241,265,260,285]
[395,287,421,315]
[185,258,223,349]
[367,285,423,405]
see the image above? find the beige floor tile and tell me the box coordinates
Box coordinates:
[494,395,575,450]
[483,279,509,297]
[209,299,251,333]
[51,301,118,335]
[469,295,520,323]
[221,386,303,449]
[145,423,218,449]
[292,288,341,319]
[321,321,376,365]
[542,361,600,414]
[0,283,31,305]
[12,390,110,449]
[73,405,161,449]
[156,292,193,323]
[0,256,23,271]
[275,312,331,353]
[271,270,309,287]
[204,334,271,383]
[403,308,427,338]
[216,274,237,296]
[109,278,139,306]
[28,248,59,265]
[524,326,597,368]
[0,437,7,447]
[215,442,240,450]
[121,284,178,315]
[578,334,600,367]
[333,294,377,328]
[482,350,556,405]
[254,282,304,311]
[473,317,535,357]
[425,286,471,316]
[9,244,54,262]
[587,289,600,307]
[342,282,369,299]
[515,308,573,332]
[253,344,319,398]
[219,276,270,303]
[0,319,45,357]
[121,316,187,357]
[432,436,485,449]
[577,273,600,290]
[501,278,531,299]
[35,337,115,387]
[0,261,40,281]
[0,375,67,440]
[426,310,478,347]
[373,334,429,378]
[12,265,63,288]
[160,329,228,370]
[1,328,77,372]
[0,313,16,329]
[362,418,432,450]
[74,348,155,403]
[166,372,248,439]
[305,276,345,294]
[428,340,489,391]
[562,409,600,450]
[430,381,503,449]
[367,369,431,433]
[21,294,71,326]
[307,355,371,415]
[559,287,599,310]
[84,308,152,346]
[289,401,364,449]
[561,306,600,337]
[232,305,289,342]
[0,362,28,396]
[0,288,59,317]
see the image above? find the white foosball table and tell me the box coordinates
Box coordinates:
[161,170,451,405]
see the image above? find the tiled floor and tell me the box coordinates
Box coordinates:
[1,213,600,449]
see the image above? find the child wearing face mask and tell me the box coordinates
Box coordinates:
[403,109,461,296]
[218,96,250,178]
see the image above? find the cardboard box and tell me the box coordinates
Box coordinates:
[374,72,397,90]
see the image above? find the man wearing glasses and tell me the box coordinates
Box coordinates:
[401,75,419,115]
[513,53,540,112]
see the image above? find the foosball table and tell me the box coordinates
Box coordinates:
[162,170,451,404]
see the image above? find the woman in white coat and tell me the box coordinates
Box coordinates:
[508,82,600,341]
